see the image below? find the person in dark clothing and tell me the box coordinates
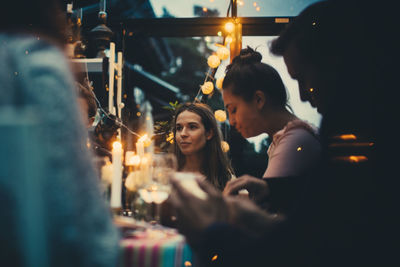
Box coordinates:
[169,1,397,266]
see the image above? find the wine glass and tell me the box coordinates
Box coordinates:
[138,153,177,224]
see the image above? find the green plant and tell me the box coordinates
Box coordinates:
[153,101,182,152]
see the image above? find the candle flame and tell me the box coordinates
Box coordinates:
[112,141,122,150]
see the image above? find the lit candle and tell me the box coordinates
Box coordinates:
[110,141,123,208]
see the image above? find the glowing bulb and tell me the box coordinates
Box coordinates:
[224,22,235,33]
[221,141,230,152]
[214,110,227,122]
[216,46,230,60]
[207,55,220,68]
[216,76,224,90]
[201,81,214,95]
[225,36,233,44]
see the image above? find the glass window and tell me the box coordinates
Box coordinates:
[149,0,323,18]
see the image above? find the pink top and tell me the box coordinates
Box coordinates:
[263,120,321,178]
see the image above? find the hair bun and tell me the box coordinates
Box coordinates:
[234,46,262,65]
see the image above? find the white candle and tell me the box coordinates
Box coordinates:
[108,42,115,114]
[110,141,123,208]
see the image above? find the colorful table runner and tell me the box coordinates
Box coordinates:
[120,228,193,267]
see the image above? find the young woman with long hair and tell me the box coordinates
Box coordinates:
[173,102,234,190]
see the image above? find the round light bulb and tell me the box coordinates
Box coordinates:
[207,55,220,68]
[225,36,233,44]
[224,22,235,33]
[214,110,227,122]
[201,81,214,95]
[221,141,230,152]
[216,47,230,60]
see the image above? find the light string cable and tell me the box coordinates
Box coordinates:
[82,61,141,138]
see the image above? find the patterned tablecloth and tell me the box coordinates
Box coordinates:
[120,227,193,267]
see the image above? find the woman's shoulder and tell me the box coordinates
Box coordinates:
[275,119,319,143]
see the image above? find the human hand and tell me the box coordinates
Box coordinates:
[169,177,229,246]
[223,175,270,204]
[225,196,284,237]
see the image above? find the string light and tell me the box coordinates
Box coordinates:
[221,141,230,152]
[216,46,230,60]
[207,54,221,68]
[201,81,214,95]
[224,22,235,33]
[214,110,227,122]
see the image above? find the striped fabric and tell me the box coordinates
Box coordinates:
[120,228,193,267]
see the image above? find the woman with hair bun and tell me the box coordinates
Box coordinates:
[222,46,321,208]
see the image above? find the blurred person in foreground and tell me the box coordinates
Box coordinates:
[169,1,396,266]
[0,0,119,266]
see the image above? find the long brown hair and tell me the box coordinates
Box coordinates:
[173,103,234,190]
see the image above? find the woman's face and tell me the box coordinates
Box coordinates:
[175,111,212,157]
[222,89,263,138]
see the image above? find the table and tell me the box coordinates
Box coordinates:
[119,225,193,267]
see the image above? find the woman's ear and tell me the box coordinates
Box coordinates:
[89,117,95,127]
[206,129,214,140]
[254,90,266,110]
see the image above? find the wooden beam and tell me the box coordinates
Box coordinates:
[110,17,293,37]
